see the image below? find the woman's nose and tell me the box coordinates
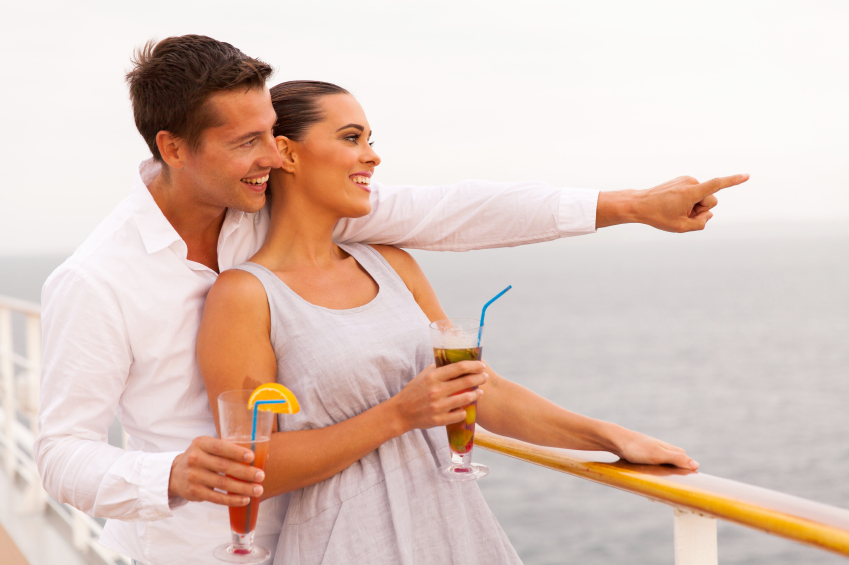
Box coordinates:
[364,146,381,167]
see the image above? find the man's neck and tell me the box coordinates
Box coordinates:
[148,172,227,272]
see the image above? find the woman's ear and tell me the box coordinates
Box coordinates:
[276,136,297,173]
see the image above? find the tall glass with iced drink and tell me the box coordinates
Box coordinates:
[214,390,275,564]
[430,318,490,481]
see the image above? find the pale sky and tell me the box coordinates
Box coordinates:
[1,0,847,254]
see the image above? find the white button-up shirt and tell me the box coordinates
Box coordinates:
[35,158,598,565]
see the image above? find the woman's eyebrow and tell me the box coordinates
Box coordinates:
[336,123,364,133]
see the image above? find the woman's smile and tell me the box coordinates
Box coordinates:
[350,171,372,192]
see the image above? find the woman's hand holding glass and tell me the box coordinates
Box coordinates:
[388,361,488,433]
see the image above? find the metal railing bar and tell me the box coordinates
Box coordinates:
[0,351,37,372]
[0,297,41,316]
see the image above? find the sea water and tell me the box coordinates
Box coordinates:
[2,221,847,564]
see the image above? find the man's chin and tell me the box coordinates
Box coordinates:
[231,193,267,214]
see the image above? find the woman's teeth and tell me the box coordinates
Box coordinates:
[241,174,269,185]
[351,176,371,185]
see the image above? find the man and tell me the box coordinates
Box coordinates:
[34,35,747,565]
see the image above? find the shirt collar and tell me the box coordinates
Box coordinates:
[131,158,184,256]
[130,158,250,259]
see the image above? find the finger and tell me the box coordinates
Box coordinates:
[190,485,252,507]
[681,210,713,232]
[697,194,718,210]
[194,450,265,483]
[440,406,472,425]
[440,389,482,412]
[431,361,486,382]
[693,173,749,198]
[192,467,264,498]
[670,451,699,470]
[196,436,255,463]
[442,373,488,396]
[689,205,709,218]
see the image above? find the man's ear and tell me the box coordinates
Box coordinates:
[276,136,297,173]
[156,131,186,169]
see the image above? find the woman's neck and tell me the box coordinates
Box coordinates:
[252,188,343,271]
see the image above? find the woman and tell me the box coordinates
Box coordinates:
[197,81,698,564]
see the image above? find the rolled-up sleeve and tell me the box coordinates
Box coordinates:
[333,179,599,251]
[35,267,180,521]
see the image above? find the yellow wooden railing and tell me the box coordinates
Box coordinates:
[475,430,849,562]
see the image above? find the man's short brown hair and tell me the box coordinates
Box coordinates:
[126,35,273,161]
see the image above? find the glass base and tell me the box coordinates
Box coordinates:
[440,461,489,481]
[440,451,489,482]
[214,533,270,564]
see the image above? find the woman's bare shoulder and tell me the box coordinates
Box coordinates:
[370,245,425,285]
[206,268,268,312]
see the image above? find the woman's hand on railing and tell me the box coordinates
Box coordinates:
[609,426,699,470]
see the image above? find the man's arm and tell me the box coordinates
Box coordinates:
[35,268,261,520]
[34,268,179,520]
[333,180,598,251]
[331,174,748,250]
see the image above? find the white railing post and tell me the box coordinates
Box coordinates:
[0,307,15,476]
[72,509,90,551]
[673,507,718,565]
[23,313,46,513]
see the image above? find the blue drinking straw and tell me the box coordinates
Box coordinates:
[478,285,512,345]
[251,400,288,442]
[243,399,287,535]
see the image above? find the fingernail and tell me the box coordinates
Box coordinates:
[244,452,254,462]
[241,497,250,505]
[482,372,489,380]
[255,471,265,481]
[691,460,700,469]
[253,486,263,496]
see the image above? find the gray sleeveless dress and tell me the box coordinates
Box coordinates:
[235,243,521,565]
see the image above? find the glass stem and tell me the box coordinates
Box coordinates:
[231,531,254,553]
[451,450,473,470]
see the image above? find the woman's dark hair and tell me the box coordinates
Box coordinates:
[270,80,350,140]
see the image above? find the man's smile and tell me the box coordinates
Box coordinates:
[241,173,270,190]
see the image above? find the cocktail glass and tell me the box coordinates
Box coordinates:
[213,390,275,564]
[430,318,489,481]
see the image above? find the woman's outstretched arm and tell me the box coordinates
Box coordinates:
[374,245,698,471]
[197,269,488,500]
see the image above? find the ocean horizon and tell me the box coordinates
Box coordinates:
[2,220,847,564]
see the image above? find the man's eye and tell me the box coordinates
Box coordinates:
[243,139,256,147]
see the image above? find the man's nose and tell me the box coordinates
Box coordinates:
[259,134,283,169]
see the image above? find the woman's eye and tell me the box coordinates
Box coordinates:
[369,141,375,147]
[344,134,360,143]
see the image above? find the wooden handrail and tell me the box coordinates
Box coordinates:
[474,430,849,557]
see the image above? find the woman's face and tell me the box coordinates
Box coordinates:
[280,93,380,219]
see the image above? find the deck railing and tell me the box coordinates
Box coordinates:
[0,295,130,565]
[2,292,849,564]
[474,431,849,563]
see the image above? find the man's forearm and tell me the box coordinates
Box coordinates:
[595,190,640,229]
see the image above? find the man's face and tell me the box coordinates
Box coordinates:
[180,87,281,213]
